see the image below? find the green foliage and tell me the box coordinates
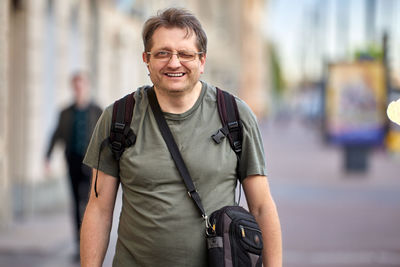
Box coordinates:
[354,43,384,61]
[267,42,286,96]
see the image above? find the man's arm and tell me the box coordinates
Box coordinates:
[46,112,64,159]
[243,175,282,267]
[80,169,119,267]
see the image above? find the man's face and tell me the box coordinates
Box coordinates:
[143,27,206,95]
[72,76,88,102]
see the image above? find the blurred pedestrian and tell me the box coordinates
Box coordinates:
[81,8,282,267]
[46,71,102,259]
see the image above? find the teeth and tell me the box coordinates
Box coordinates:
[166,73,184,77]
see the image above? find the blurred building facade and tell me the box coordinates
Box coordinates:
[0,0,11,228]
[0,0,269,226]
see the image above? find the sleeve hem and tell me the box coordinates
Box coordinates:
[83,161,119,179]
[239,168,267,182]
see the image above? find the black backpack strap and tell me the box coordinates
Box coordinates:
[109,92,136,160]
[212,88,244,203]
[212,87,243,158]
[94,92,136,197]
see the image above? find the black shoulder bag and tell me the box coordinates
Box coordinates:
[148,88,263,267]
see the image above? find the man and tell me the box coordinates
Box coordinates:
[46,72,102,257]
[81,8,282,267]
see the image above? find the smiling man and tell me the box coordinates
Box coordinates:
[143,26,205,113]
[80,8,282,267]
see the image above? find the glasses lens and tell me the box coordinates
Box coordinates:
[153,51,171,61]
[178,51,196,62]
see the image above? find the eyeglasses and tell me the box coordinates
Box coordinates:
[146,50,204,62]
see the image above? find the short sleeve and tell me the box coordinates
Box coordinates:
[236,99,267,181]
[83,105,119,178]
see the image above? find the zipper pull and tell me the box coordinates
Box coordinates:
[240,225,245,238]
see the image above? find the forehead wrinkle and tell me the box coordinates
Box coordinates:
[164,26,193,38]
[156,47,173,51]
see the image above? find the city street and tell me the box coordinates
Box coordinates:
[1,118,399,267]
[262,119,400,267]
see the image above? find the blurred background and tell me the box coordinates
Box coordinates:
[0,0,399,266]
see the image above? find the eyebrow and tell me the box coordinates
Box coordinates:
[154,47,173,51]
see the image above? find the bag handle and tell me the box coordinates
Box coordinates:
[147,87,208,221]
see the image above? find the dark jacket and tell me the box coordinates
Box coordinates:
[46,102,102,158]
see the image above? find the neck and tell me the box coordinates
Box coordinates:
[75,98,89,109]
[154,81,202,114]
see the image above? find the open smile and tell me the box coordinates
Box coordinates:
[165,72,186,77]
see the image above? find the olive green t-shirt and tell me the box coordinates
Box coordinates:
[83,81,267,267]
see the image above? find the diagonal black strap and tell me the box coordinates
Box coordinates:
[147,87,207,218]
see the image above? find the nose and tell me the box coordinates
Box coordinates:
[167,53,182,67]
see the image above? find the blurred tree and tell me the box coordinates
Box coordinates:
[354,43,383,61]
[267,42,286,97]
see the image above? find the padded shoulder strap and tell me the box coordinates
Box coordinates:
[212,87,243,158]
[109,92,136,161]
[94,92,136,197]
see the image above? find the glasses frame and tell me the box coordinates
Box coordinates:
[146,50,204,63]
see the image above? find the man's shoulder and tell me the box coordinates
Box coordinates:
[214,86,259,128]
[203,83,253,117]
[89,102,103,112]
[234,97,259,128]
[103,85,150,110]
[102,85,151,120]
[124,85,152,105]
[60,104,75,116]
[201,81,218,102]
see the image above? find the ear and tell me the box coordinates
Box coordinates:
[142,52,149,64]
[199,53,206,74]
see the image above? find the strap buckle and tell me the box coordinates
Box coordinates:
[211,129,226,144]
[228,121,239,131]
[233,141,242,153]
[212,126,229,144]
[114,122,125,133]
[125,130,137,147]
[111,141,122,152]
[203,214,213,234]
[212,121,239,144]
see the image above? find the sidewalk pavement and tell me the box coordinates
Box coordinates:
[261,118,400,267]
[0,211,78,267]
[0,118,399,267]
[0,195,121,267]
[0,188,122,267]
